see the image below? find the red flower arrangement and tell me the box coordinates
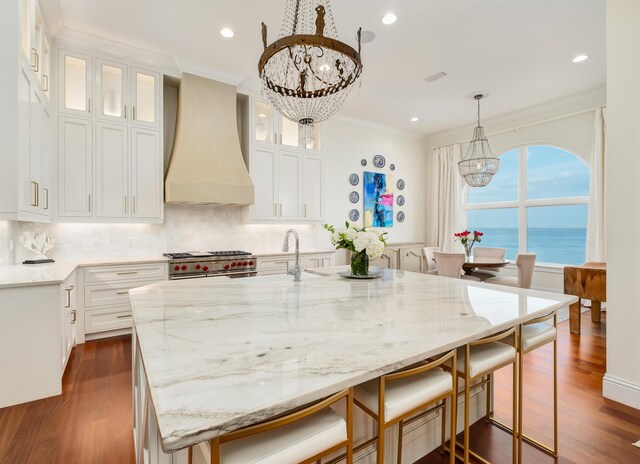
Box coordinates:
[454,230,483,256]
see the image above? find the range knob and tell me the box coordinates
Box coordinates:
[181,265,187,271]
[237,261,243,266]
[224,264,230,270]
[203,265,209,271]
[174,265,180,271]
[243,261,248,266]
[231,262,237,267]
[249,261,254,266]
[195,264,201,270]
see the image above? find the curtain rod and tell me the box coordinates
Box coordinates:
[434,105,606,150]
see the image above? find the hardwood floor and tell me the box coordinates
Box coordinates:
[1,312,639,463]
[418,312,640,464]
[0,336,135,464]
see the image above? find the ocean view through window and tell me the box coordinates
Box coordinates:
[466,145,589,265]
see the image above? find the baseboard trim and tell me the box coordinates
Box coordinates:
[603,373,640,409]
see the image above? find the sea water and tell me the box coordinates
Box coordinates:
[475,228,587,265]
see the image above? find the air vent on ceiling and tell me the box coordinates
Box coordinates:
[424,72,447,83]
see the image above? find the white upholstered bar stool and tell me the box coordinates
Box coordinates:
[470,247,506,281]
[433,252,481,282]
[446,328,518,464]
[489,312,558,463]
[197,389,353,464]
[422,246,440,275]
[353,350,457,464]
[486,253,536,288]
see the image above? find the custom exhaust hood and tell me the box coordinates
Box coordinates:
[165,73,254,205]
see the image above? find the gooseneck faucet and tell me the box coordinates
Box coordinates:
[282,229,302,282]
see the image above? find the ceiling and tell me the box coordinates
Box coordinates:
[47,0,606,135]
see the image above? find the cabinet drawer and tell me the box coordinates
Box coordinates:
[257,257,294,276]
[83,263,167,284]
[84,280,159,309]
[84,306,133,334]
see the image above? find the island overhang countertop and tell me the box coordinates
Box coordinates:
[129,267,578,452]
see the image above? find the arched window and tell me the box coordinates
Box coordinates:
[465,145,589,265]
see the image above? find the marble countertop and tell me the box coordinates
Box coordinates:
[129,266,578,452]
[0,256,169,289]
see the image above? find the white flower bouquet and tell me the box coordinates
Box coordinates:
[324,222,387,275]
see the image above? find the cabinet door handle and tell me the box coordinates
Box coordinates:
[133,106,136,121]
[30,181,38,207]
[116,291,129,295]
[43,75,49,92]
[88,98,91,113]
[65,286,74,308]
[30,48,38,69]
[116,271,138,275]
[88,194,91,212]
[117,314,132,319]
[43,188,49,210]
[304,204,307,218]
[70,310,77,324]
[133,196,136,214]
[124,105,127,118]
[34,52,39,73]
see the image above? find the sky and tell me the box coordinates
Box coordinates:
[467,146,589,229]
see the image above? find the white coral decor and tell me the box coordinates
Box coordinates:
[19,231,56,260]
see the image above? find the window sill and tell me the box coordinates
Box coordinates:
[504,262,564,274]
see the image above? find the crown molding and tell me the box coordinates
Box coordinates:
[427,85,606,146]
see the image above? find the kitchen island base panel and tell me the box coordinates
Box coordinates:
[133,331,489,464]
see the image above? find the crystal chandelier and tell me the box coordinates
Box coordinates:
[458,94,500,187]
[259,0,363,144]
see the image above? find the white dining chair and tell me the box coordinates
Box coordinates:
[470,247,506,281]
[433,252,481,282]
[486,253,536,288]
[422,246,439,275]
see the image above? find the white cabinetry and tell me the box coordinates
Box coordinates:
[370,244,426,272]
[57,48,163,223]
[0,1,53,223]
[61,272,77,372]
[257,252,335,276]
[243,96,324,223]
[78,262,168,342]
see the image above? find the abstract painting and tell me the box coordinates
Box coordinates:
[363,171,394,227]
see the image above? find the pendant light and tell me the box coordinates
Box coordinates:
[259,0,363,146]
[458,94,500,187]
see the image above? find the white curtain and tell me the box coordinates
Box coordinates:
[586,108,606,262]
[435,144,465,252]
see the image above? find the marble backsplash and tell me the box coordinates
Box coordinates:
[1,205,329,264]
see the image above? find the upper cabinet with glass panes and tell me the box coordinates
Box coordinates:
[252,99,322,152]
[60,52,161,129]
[20,0,51,100]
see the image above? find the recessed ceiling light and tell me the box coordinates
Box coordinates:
[220,28,234,38]
[318,63,331,72]
[410,117,419,122]
[381,13,397,25]
[258,113,267,118]
[572,54,588,63]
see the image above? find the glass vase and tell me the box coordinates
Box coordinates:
[464,243,473,261]
[350,250,369,276]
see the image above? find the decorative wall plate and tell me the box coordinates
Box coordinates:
[397,179,405,190]
[349,173,360,185]
[397,195,405,206]
[349,209,360,221]
[397,211,405,222]
[390,164,396,171]
[349,191,360,203]
[361,159,367,166]
[373,154,385,168]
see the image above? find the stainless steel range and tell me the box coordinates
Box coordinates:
[163,251,257,280]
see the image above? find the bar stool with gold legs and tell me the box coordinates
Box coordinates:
[449,328,518,464]
[353,349,457,464]
[193,388,353,464]
[488,312,558,463]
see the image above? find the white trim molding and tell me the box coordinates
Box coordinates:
[603,374,640,409]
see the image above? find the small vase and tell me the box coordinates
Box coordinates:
[464,244,473,261]
[351,250,369,276]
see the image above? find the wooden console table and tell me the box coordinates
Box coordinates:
[563,262,606,334]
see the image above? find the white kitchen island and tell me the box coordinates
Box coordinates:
[129,267,577,464]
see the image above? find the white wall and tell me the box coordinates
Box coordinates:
[320,117,429,262]
[603,0,640,409]
[423,90,605,291]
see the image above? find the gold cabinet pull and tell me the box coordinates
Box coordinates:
[70,310,77,324]
[117,314,132,319]
[124,195,127,214]
[116,271,138,275]
[30,181,38,207]
[116,291,129,295]
[43,188,49,210]
[65,286,74,308]
[133,196,136,214]
[133,106,136,121]
[88,194,91,212]
[304,204,307,218]
[88,98,91,113]
[43,75,49,92]
[124,105,127,119]
[30,48,38,69]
